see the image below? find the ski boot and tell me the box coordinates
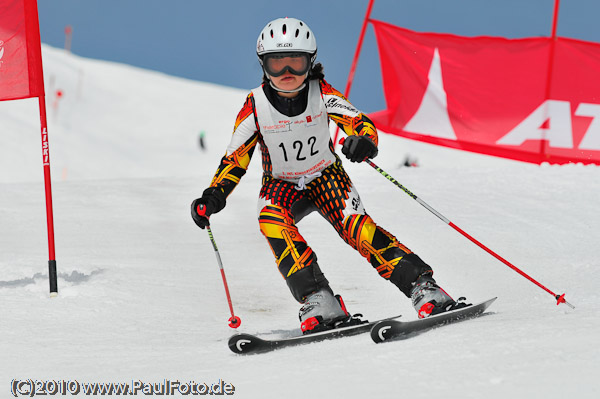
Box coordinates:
[299,289,362,334]
[410,274,470,319]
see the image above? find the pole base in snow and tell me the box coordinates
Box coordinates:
[48,260,58,297]
[556,293,575,309]
[229,316,241,329]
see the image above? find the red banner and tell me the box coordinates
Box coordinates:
[0,0,44,101]
[369,19,600,165]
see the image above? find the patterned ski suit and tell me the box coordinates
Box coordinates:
[207,79,432,302]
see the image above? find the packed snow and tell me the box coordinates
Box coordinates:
[1,45,598,398]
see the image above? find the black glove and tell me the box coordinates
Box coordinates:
[191,187,227,229]
[341,135,378,163]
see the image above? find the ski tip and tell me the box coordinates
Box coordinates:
[228,333,257,354]
[370,320,397,344]
[370,297,498,344]
[474,297,497,313]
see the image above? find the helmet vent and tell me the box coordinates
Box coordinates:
[295,29,300,38]
[299,22,303,26]
[306,31,310,39]
[282,24,287,34]
[270,29,274,38]
[261,33,264,40]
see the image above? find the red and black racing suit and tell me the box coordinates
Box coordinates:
[206,79,432,302]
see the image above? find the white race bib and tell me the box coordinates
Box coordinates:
[252,80,336,184]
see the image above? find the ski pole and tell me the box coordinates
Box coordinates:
[197,205,242,328]
[339,138,574,309]
[366,158,574,309]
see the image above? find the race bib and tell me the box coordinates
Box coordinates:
[252,81,336,183]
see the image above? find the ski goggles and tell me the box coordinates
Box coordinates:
[262,52,311,77]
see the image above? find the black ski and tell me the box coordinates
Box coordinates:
[228,315,400,355]
[370,297,497,343]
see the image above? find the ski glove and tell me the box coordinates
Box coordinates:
[191,187,227,229]
[341,135,378,163]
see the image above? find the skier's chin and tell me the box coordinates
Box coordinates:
[273,76,302,92]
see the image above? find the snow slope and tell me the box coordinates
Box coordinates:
[1,45,598,399]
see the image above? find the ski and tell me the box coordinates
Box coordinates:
[370,297,497,343]
[228,315,400,355]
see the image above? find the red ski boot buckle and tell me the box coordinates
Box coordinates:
[418,303,435,319]
[301,317,320,333]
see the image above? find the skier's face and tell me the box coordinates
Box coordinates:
[263,52,311,96]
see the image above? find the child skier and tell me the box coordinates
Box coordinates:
[192,17,467,333]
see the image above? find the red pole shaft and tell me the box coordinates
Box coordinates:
[220,268,236,318]
[333,0,375,149]
[205,225,241,328]
[39,96,58,296]
[343,0,375,100]
[64,25,73,53]
[448,222,557,298]
[550,0,560,39]
[540,0,561,161]
[364,158,574,309]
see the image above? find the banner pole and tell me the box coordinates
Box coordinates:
[333,0,375,149]
[540,0,560,162]
[38,95,58,297]
[550,0,560,39]
[64,25,73,53]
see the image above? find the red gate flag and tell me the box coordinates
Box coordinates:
[0,0,45,101]
[369,19,600,165]
[0,0,57,296]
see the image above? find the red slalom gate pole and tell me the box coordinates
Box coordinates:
[198,205,241,328]
[540,0,561,160]
[64,25,73,52]
[364,157,575,309]
[332,0,375,149]
[39,96,58,297]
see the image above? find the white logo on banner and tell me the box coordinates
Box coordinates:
[497,100,573,148]
[0,40,5,68]
[497,100,600,150]
[403,48,457,140]
[575,103,600,150]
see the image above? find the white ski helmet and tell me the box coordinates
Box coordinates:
[256,17,317,61]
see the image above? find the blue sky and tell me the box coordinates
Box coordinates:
[37,0,600,113]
